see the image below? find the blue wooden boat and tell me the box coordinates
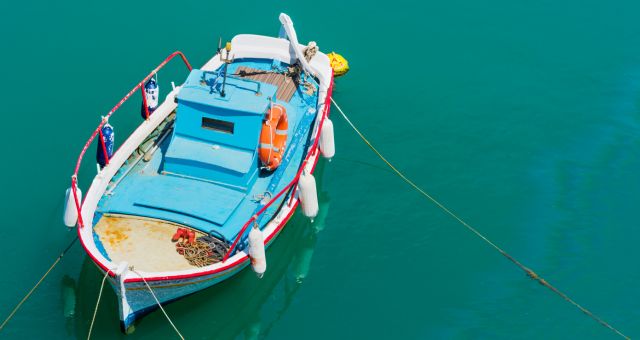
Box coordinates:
[64,13,335,332]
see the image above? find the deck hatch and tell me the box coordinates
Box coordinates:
[101,174,247,228]
[202,117,234,134]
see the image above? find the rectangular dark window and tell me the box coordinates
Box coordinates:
[202,117,234,134]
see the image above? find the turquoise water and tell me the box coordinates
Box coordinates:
[1,0,640,338]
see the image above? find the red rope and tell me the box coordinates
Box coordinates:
[71,176,84,227]
[98,128,110,166]
[141,87,150,120]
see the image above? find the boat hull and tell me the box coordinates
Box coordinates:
[74,19,335,332]
[113,258,250,332]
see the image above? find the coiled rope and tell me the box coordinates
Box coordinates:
[176,237,228,267]
[131,269,184,340]
[330,98,629,339]
[0,236,78,332]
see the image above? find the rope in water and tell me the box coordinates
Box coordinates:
[87,269,112,340]
[330,98,629,339]
[0,236,78,332]
[132,269,184,340]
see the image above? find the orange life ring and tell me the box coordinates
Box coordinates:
[259,104,288,170]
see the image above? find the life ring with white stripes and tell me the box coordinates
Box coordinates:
[259,104,288,170]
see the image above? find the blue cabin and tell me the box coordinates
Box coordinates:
[164,69,277,190]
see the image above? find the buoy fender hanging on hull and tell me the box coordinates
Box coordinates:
[248,226,267,278]
[96,122,115,168]
[319,118,335,160]
[63,186,82,227]
[141,78,159,119]
[298,171,319,219]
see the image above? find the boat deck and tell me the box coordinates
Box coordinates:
[94,214,203,272]
[92,59,319,264]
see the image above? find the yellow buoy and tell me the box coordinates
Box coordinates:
[327,52,349,77]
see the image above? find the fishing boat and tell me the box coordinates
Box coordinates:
[63,13,336,332]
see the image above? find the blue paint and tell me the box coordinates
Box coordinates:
[95,59,319,325]
[104,174,246,231]
[91,212,112,261]
[96,59,318,241]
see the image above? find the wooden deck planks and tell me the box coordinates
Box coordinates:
[235,66,299,102]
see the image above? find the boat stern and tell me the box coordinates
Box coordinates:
[106,257,251,333]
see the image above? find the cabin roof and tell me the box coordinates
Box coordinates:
[178,69,277,115]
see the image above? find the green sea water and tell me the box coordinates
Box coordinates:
[1,0,640,338]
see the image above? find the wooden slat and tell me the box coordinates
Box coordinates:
[267,73,276,85]
[235,67,298,102]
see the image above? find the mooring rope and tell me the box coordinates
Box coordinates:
[131,269,184,340]
[0,236,78,332]
[87,269,111,340]
[330,98,629,339]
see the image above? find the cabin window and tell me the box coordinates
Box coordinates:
[202,117,234,134]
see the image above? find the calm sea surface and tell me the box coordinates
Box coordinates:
[1,0,639,339]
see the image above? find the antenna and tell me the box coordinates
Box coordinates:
[220,42,234,97]
[217,37,222,60]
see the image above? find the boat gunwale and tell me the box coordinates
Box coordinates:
[76,48,334,283]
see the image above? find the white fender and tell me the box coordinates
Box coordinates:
[298,170,318,219]
[63,186,82,227]
[146,81,159,111]
[248,226,267,278]
[319,118,335,160]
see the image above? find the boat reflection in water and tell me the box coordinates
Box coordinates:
[293,190,329,283]
[75,161,331,339]
[61,275,77,336]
